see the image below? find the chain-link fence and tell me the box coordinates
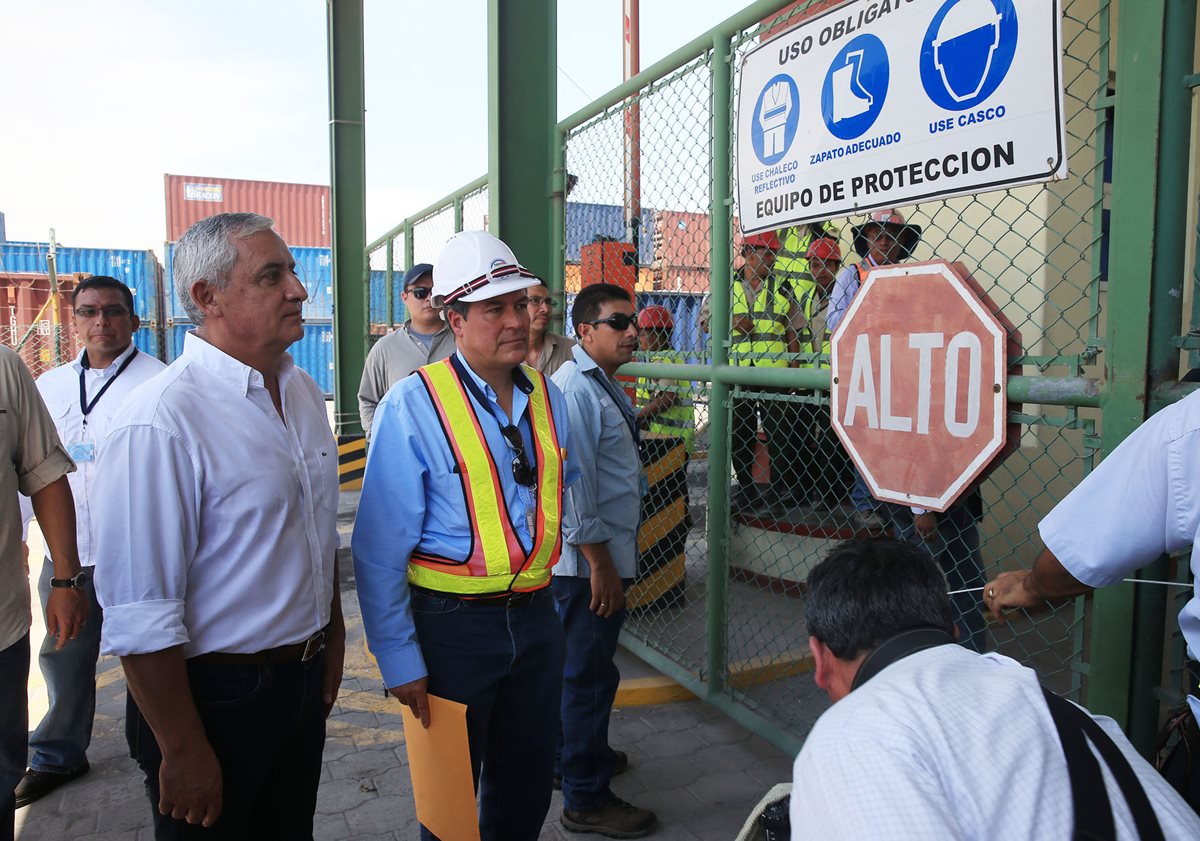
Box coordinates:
[559,0,1119,749]
[0,321,76,381]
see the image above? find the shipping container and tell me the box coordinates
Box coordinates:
[165,174,331,246]
[164,243,334,321]
[565,202,654,265]
[564,263,655,293]
[653,210,711,270]
[0,242,164,323]
[369,269,408,327]
[0,272,82,377]
[166,319,334,397]
[564,291,708,363]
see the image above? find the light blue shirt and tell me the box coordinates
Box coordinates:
[352,352,577,689]
[552,344,642,579]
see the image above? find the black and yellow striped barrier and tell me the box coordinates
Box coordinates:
[338,435,367,491]
[628,436,690,611]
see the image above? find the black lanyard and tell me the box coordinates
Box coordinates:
[79,348,138,427]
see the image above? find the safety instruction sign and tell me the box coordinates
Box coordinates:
[736,0,1066,234]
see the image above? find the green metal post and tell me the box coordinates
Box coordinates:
[326,0,367,437]
[1087,0,1167,730]
[1128,0,1197,754]
[403,221,414,274]
[704,33,733,697]
[384,239,394,330]
[550,127,567,335]
[487,0,555,279]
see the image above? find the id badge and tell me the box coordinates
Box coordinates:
[66,442,95,463]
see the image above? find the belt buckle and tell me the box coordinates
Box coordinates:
[301,630,327,662]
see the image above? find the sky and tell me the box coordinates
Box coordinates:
[0,0,740,258]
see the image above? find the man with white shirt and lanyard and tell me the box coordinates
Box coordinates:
[15,276,165,808]
[91,213,344,839]
[353,230,577,841]
[790,538,1200,840]
[551,283,657,837]
[357,263,456,438]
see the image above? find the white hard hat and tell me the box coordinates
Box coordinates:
[432,230,541,307]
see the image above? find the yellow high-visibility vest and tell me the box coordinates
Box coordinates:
[408,359,564,595]
[635,356,695,452]
[730,278,791,368]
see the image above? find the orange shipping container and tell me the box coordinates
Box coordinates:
[1,273,84,376]
[164,174,331,246]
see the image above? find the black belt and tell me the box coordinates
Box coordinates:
[191,627,328,666]
[411,586,544,609]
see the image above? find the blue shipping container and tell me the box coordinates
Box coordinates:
[164,243,334,321]
[133,326,160,359]
[565,203,655,265]
[369,269,409,326]
[166,319,333,397]
[0,242,163,322]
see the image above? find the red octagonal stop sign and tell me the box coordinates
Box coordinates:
[830,260,1020,512]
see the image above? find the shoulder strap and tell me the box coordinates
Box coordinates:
[1042,689,1165,841]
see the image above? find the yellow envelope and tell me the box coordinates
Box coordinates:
[402,694,480,841]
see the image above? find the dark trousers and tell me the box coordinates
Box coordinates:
[413,587,565,841]
[892,502,989,652]
[127,653,327,840]
[796,400,852,505]
[30,558,102,773]
[0,634,29,841]
[731,393,796,498]
[552,575,630,812]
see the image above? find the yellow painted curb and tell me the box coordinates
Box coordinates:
[614,676,696,707]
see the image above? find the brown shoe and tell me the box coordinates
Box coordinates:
[562,794,657,838]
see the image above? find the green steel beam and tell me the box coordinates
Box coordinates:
[327,0,367,437]
[384,239,394,330]
[1088,0,1168,732]
[488,0,555,279]
[1127,0,1197,754]
[705,32,734,701]
[550,125,567,334]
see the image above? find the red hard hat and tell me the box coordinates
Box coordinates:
[638,305,674,330]
[744,231,781,250]
[806,237,842,262]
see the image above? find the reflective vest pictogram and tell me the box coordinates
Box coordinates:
[408,359,564,595]
[730,277,791,368]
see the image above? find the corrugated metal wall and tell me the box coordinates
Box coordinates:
[164,243,334,321]
[566,202,655,265]
[0,243,163,323]
[164,174,331,247]
[166,320,333,396]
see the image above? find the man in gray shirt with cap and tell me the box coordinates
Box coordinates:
[357,263,456,437]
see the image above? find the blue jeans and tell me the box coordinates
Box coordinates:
[850,467,874,512]
[893,503,988,653]
[0,634,29,841]
[29,558,101,773]
[127,652,327,840]
[552,575,630,812]
[412,587,565,841]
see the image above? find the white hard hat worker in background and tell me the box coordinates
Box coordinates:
[353,229,580,841]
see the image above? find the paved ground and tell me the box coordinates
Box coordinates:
[17,519,793,840]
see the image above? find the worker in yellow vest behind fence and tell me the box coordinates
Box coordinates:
[729,231,804,514]
[352,230,579,841]
[773,221,842,303]
[635,305,695,453]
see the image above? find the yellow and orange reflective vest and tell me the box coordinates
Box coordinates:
[408,359,564,595]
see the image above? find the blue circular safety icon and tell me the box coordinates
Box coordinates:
[920,0,1019,111]
[820,34,890,141]
[751,74,800,165]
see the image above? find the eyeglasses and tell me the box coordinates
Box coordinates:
[75,305,130,319]
[585,313,639,332]
[525,296,558,310]
[499,425,536,487]
[406,286,433,300]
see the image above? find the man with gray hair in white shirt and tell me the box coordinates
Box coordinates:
[92,212,344,839]
[790,538,1199,840]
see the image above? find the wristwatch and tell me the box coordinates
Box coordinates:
[50,571,89,590]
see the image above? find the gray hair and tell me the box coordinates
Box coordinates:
[174,212,276,324]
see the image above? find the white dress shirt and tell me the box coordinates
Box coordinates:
[20,344,166,565]
[790,645,1200,840]
[1040,388,1200,717]
[92,331,338,658]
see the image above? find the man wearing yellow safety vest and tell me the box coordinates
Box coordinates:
[635,305,694,453]
[794,237,854,509]
[827,208,922,530]
[773,221,841,302]
[352,230,579,841]
[729,231,804,514]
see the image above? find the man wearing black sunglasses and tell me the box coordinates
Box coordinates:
[550,283,657,838]
[357,263,455,438]
[354,231,578,841]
